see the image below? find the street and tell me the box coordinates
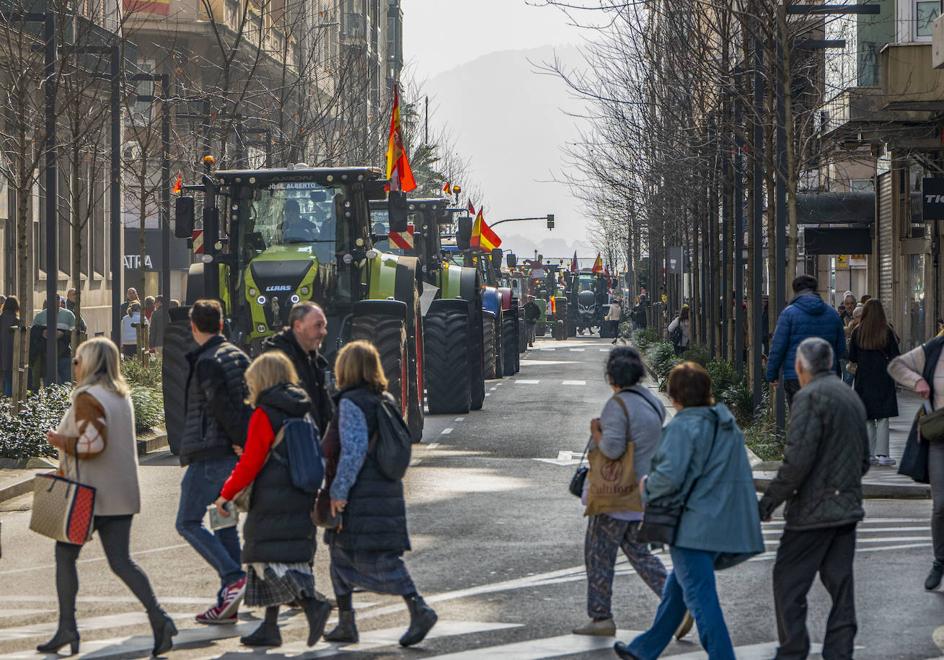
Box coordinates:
[1,335,943,659]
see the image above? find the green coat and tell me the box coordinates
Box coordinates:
[644,403,764,556]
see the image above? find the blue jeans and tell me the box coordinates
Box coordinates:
[176,455,245,588]
[627,546,735,660]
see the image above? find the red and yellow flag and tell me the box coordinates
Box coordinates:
[467,199,476,216]
[442,182,451,194]
[385,86,416,193]
[592,253,604,274]
[470,207,501,252]
[172,173,183,195]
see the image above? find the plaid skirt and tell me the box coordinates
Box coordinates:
[246,563,316,608]
[329,545,416,597]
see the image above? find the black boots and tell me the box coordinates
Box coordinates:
[399,595,438,647]
[302,597,332,646]
[36,627,80,655]
[926,562,944,590]
[148,610,178,657]
[324,610,359,643]
[240,607,282,647]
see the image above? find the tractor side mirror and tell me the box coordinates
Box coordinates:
[491,248,503,264]
[175,197,195,238]
[456,216,473,250]
[388,191,409,233]
[506,252,517,268]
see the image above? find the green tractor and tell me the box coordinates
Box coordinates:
[370,197,487,413]
[163,165,426,449]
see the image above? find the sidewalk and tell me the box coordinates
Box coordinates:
[753,389,931,500]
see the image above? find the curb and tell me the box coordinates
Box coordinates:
[753,474,931,500]
[0,430,169,505]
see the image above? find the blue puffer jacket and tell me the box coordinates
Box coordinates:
[766,293,845,382]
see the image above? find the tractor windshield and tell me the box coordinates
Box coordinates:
[370,208,391,252]
[578,275,596,292]
[245,182,345,263]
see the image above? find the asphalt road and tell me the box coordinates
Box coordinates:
[1,334,943,659]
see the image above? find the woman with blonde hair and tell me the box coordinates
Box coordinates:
[41,337,176,656]
[214,350,330,648]
[321,340,438,647]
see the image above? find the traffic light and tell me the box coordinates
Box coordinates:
[547,213,555,230]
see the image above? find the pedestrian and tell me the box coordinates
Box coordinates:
[143,295,156,323]
[0,296,18,396]
[213,351,331,647]
[39,337,177,656]
[614,362,764,660]
[848,299,900,466]
[573,347,693,640]
[632,295,648,331]
[666,304,690,355]
[119,287,138,319]
[841,304,864,385]
[759,338,870,660]
[120,302,142,359]
[605,297,622,344]
[839,291,857,325]
[888,329,944,590]
[321,340,438,647]
[524,295,540,347]
[32,296,79,384]
[176,299,252,624]
[261,301,333,434]
[65,288,77,313]
[149,296,166,350]
[766,275,846,405]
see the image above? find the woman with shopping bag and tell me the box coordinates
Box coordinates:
[34,337,176,656]
[572,346,692,640]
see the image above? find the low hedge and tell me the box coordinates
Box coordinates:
[0,383,164,460]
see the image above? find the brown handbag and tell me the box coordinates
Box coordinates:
[584,395,644,516]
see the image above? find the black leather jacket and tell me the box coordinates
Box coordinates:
[180,335,251,466]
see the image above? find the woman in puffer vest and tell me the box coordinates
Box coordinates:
[214,351,331,648]
[321,340,438,647]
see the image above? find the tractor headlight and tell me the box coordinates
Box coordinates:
[342,253,353,264]
[257,324,266,333]
[290,294,300,304]
[248,288,257,297]
[300,286,310,295]
[257,295,266,305]
[366,249,378,259]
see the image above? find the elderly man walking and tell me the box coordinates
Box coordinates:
[759,338,870,660]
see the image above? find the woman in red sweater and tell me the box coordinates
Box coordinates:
[214,351,330,648]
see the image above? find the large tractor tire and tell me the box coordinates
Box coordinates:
[352,301,408,415]
[425,300,472,415]
[502,314,517,377]
[567,319,577,338]
[483,312,498,380]
[536,321,546,337]
[406,306,425,443]
[161,306,198,455]
[518,316,527,354]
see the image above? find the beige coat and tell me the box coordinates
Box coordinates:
[57,384,141,516]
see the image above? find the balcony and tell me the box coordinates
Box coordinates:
[880,42,944,111]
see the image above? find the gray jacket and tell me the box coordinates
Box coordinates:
[759,372,870,530]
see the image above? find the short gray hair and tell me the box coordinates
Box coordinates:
[288,301,323,327]
[796,337,833,375]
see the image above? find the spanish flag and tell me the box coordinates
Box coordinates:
[172,173,183,195]
[470,208,501,252]
[385,86,416,193]
[467,200,476,216]
[592,253,604,274]
[442,182,451,194]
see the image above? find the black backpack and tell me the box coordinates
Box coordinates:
[373,394,412,480]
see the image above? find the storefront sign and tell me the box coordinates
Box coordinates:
[922,177,944,220]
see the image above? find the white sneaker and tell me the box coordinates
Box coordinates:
[869,456,880,466]
[877,455,896,467]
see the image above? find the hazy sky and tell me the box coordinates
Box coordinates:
[401,0,598,259]
[402,0,581,82]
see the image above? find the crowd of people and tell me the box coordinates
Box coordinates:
[0,287,180,395]
[35,298,437,655]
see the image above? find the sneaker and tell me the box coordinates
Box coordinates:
[675,611,694,640]
[572,618,616,636]
[195,603,237,625]
[217,576,247,620]
[877,455,896,467]
[869,456,880,466]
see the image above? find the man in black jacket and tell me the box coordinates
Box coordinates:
[176,299,251,625]
[759,337,870,660]
[262,301,332,434]
[523,296,540,347]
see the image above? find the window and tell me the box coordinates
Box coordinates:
[916,0,940,37]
